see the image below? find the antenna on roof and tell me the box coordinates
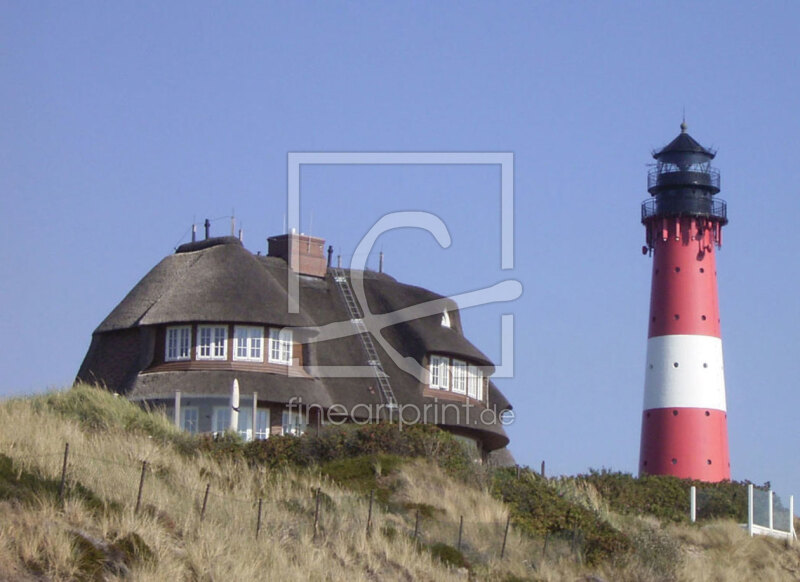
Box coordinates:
[238,227,243,242]
[282,214,286,235]
[204,218,210,240]
[230,209,235,237]
[191,223,197,243]
[379,251,384,273]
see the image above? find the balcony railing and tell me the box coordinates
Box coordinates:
[648,167,720,192]
[641,197,727,223]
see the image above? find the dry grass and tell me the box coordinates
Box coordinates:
[0,389,470,581]
[1,385,798,581]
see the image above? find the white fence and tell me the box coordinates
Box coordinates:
[689,484,796,543]
[746,484,796,541]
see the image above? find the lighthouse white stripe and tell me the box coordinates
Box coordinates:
[643,335,727,411]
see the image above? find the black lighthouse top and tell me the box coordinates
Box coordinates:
[652,121,716,166]
[642,122,727,226]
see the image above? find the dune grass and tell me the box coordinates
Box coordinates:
[0,383,797,581]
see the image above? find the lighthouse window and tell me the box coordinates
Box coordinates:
[673,362,679,368]
[165,326,191,361]
[701,315,707,321]
[268,328,293,364]
[198,325,228,360]
[707,459,712,465]
[674,267,681,273]
[672,458,678,464]
[673,314,680,320]
[703,363,708,368]
[429,355,450,389]
[700,268,705,273]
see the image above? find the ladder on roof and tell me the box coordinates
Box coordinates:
[331,268,398,410]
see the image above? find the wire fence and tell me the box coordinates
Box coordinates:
[3,442,570,565]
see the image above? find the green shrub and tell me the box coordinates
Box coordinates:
[491,468,631,565]
[580,469,749,523]
[320,454,403,503]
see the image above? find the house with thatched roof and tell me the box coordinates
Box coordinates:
[77,229,513,462]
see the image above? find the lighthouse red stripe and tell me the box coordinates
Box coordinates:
[639,408,730,481]
[647,217,721,339]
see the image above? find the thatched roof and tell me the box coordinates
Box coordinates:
[78,236,512,450]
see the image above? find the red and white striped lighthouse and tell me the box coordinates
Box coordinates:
[639,122,730,482]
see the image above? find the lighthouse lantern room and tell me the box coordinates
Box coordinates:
[639,122,731,482]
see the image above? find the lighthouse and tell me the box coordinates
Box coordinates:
[639,122,730,482]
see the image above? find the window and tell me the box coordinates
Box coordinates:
[429,355,450,389]
[212,406,231,435]
[166,326,191,361]
[269,328,293,364]
[254,409,270,440]
[234,326,264,362]
[282,409,306,436]
[181,407,199,433]
[198,325,228,360]
[468,365,482,399]
[452,360,467,394]
[213,406,270,440]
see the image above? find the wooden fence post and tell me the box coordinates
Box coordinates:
[457,516,463,551]
[256,498,263,539]
[200,483,210,521]
[134,461,147,515]
[313,488,321,540]
[413,508,420,539]
[58,442,69,504]
[500,514,511,558]
[366,489,375,535]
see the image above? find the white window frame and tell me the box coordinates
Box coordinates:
[255,409,270,440]
[166,326,191,361]
[181,406,199,434]
[282,409,306,436]
[233,326,264,362]
[429,355,450,390]
[452,359,467,394]
[268,328,293,364]
[468,365,481,399]
[197,325,228,360]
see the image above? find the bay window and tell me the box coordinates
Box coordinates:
[166,326,191,361]
[429,355,450,389]
[452,359,467,394]
[268,328,293,364]
[197,325,228,360]
[234,326,264,361]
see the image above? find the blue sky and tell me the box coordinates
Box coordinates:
[2,2,799,502]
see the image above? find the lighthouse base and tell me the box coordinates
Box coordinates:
[639,408,730,481]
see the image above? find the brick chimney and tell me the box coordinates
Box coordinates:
[267,232,327,278]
